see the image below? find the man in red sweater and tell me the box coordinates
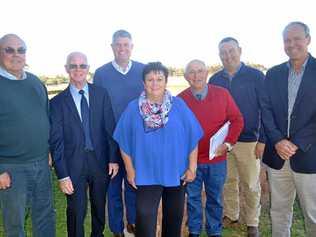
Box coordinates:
[178,59,243,237]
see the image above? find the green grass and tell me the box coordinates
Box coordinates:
[1,172,306,236]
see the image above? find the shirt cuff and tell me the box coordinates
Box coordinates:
[59,176,70,182]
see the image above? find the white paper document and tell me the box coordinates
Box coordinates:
[209,121,231,160]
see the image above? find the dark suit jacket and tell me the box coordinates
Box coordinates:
[262,55,316,173]
[49,83,118,184]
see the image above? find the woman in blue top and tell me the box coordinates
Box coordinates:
[114,62,203,237]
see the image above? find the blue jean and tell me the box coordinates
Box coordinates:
[107,158,136,233]
[186,161,227,236]
[0,158,56,237]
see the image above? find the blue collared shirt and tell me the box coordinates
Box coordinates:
[287,55,309,136]
[0,66,27,80]
[111,60,132,75]
[69,83,89,121]
[191,85,208,101]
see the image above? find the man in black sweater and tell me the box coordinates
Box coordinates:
[0,34,55,237]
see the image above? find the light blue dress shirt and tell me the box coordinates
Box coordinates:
[0,66,27,80]
[112,60,132,75]
[69,83,89,121]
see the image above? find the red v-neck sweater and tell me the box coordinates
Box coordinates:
[178,85,244,164]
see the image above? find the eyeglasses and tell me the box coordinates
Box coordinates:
[187,69,205,76]
[2,47,27,55]
[68,64,89,70]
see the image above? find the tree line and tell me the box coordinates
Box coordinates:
[40,63,267,86]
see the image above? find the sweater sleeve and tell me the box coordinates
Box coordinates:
[102,90,119,163]
[93,68,103,87]
[113,103,134,158]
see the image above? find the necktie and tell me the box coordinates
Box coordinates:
[196,94,202,101]
[79,90,93,151]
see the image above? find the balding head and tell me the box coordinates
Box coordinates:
[65,52,88,66]
[184,59,207,75]
[0,34,26,49]
[283,21,310,39]
[0,34,27,79]
[184,59,208,92]
[65,52,89,89]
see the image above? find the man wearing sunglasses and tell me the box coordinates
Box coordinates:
[49,52,119,237]
[94,30,144,237]
[0,34,56,236]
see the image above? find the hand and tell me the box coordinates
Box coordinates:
[0,172,11,190]
[255,142,265,159]
[126,169,137,190]
[108,163,119,179]
[59,178,74,195]
[215,144,228,157]
[275,139,298,160]
[181,168,196,185]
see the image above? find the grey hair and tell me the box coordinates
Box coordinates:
[184,59,207,74]
[65,52,88,65]
[283,21,310,38]
[0,34,26,48]
[112,30,132,44]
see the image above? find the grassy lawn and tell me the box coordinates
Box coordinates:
[0,171,306,236]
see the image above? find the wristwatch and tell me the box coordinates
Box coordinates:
[224,142,233,152]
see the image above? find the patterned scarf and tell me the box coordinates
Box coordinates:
[138,90,173,132]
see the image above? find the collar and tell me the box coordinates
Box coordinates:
[0,66,27,80]
[191,85,208,100]
[69,82,89,95]
[286,54,309,72]
[222,62,243,79]
[112,60,132,75]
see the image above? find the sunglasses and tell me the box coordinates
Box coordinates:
[68,64,89,70]
[2,47,27,55]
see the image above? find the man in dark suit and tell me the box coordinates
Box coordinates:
[262,21,316,237]
[49,52,119,237]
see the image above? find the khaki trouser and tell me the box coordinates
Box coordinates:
[223,142,261,226]
[267,161,316,237]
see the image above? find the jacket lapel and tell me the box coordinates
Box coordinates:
[277,64,289,115]
[292,56,316,114]
[88,83,97,138]
[64,86,84,128]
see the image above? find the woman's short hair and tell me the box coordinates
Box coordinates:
[142,62,169,82]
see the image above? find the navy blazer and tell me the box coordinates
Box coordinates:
[262,55,316,173]
[49,83,118,184]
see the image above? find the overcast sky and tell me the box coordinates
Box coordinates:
[1,0,315,75]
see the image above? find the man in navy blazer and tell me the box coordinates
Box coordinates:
[262,22,316,237]
[49,52,119,237]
